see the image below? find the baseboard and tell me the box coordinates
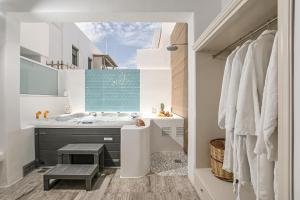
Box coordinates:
[23,160,36,176]
[0,177,23,188]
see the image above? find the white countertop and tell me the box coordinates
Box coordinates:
[142,113,183,120]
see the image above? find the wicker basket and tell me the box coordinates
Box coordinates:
[209,138,233,182]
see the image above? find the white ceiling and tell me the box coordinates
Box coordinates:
[1,0,214,13]
[1,0,222,43]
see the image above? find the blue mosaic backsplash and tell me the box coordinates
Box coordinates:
[85,70,140,112]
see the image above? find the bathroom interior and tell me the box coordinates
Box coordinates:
[2,21,192,198]
[21,21,188,176]
[0,0,296,199]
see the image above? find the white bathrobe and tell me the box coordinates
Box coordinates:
[234,30,276,198]
[255,33,278,161]
[235,30,276,137]
[255,33,278,200]
[218,47,239,129]
[223,41,252,174]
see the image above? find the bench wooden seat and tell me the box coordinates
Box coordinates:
[44,164,98,191]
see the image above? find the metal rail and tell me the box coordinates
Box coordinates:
[212,17,278,58]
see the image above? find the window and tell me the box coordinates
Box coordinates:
[20,57,58,96]
[72,45,79,66]
[88,57,92,69]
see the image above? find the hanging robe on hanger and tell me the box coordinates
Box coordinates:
[255,33,278,161]
[223,40,252,174]
[234,30,276,197]
[254,33,278,200]
[218,47,240,130]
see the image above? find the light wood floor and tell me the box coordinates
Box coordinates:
[0,168,200,200]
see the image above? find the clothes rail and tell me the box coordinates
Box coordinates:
[212,17,278,58]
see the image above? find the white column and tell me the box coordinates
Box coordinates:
[0,13,7,187]
[0,13,22,187]
[187,14,196,183]
[294,0,300,199]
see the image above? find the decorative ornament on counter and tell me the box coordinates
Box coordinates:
[36,111,42,120]
[43,110,49,119]
[158,103,173,117]
[160,103,165,113]
[64,96,72,114]
[136,119,145,127]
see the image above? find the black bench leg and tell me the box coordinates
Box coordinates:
[101,152,104,171]
[44,177,50,191]
[86,178,92,191]
[58,154,63,164]
[94,154,100,172]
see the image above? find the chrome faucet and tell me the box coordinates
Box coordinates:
[89,112,97,117]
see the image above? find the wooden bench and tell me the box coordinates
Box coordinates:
[44,164,98,191]
[57,143,104,171]
[44,143,104,191]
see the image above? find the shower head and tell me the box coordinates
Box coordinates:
[166,45,178,51]
[166,43,188,51]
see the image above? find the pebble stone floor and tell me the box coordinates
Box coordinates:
[0,151,198,200]
[151,151,188,176]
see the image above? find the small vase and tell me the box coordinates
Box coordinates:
[64,97,72,114]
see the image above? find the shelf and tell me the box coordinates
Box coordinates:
[194,168,256,200]
[193,0,277,53]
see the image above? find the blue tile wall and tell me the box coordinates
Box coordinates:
[85,70,140,112]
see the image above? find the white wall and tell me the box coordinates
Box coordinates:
[19,127,35,169]
[0,15,22,187]
[221,0,232,10]
[294,0,299,198]
[137,49,170,69]
[0,14,7,187]
[20,23,50,57]
[63,70,85,112]
[140,69,171,113]
[62,23,101,69]
[137,23,174,69]
[187,15,197,183]
[159,23,176,48]
[20,22,101,68]
[18,96,67,173]
[20,96,67,127]
[49,23,63,63]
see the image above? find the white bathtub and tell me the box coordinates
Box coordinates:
[32,112,136,128]
[30,112,184,178]
[54,112,135,122]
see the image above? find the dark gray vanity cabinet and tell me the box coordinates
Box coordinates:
[35,128,121,167]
